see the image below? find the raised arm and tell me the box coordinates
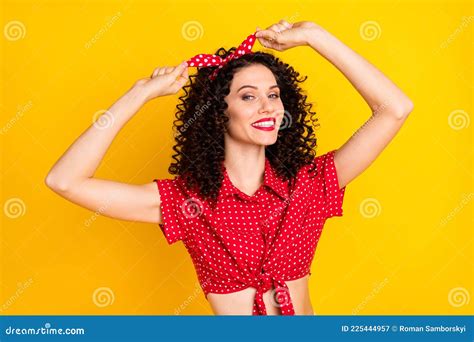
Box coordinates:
[305,24,414,189]
[256,20,414,189]
[45,62,189,224]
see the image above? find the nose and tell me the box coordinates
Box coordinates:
[258,95,275,114]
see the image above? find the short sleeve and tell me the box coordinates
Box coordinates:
[313,149,346,219]
[153,178,186,245]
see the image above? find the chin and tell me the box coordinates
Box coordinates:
[241,128,279,145]
[253,137,278,146]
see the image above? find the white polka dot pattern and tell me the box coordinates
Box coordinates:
[152,149,346,315]
[153,178,187,244]
[185,32,258,80]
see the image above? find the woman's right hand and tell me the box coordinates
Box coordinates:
[133,61,189,102]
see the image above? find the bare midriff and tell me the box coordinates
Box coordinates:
[206,274,314,315]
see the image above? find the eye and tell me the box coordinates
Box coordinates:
[242,94,280,101]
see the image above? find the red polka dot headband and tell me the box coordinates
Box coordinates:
[186,31,258,81]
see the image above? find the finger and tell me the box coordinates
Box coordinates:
[136,77,150,86]
[176,65,188,81]
[279,19,293,29]
[255,29,278,41]
[151,67,161,78]
[175,70,189,87]
[273,23,287,33]
[259,37,273,46]
[269,24,281,33]
[269,22,288,33]
[182,65,188,78]
[158,66,168,76]
[170,67,189,93]
[257,32,277,47]
[259,37,279,50]
[170,61,188,77]
[163,66,174,74]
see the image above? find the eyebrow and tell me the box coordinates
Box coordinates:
[237,85,280,92]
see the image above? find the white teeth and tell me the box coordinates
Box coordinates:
[252,121,274,127]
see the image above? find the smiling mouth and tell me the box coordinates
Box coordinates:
[251,118,276,128]
[251,118,276,131]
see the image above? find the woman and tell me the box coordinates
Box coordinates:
[45,19,414,315]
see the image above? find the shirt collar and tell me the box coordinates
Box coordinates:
[217,157,290,202]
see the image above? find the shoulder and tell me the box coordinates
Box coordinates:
[154,174,209,207]
[295,150,337,179]
[289,150,340,195]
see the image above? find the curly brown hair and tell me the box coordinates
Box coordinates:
[168,47,320,205]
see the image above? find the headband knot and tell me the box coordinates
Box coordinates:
[186,31,258,80]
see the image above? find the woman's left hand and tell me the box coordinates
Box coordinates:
[255,19,320,51]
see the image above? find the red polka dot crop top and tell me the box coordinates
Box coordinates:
[153,149,346,315]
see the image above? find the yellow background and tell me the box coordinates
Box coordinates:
[1,0,472,315]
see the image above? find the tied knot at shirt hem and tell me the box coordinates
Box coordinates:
[250,272,295,316]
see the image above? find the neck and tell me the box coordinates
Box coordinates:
[223,138,266,189]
